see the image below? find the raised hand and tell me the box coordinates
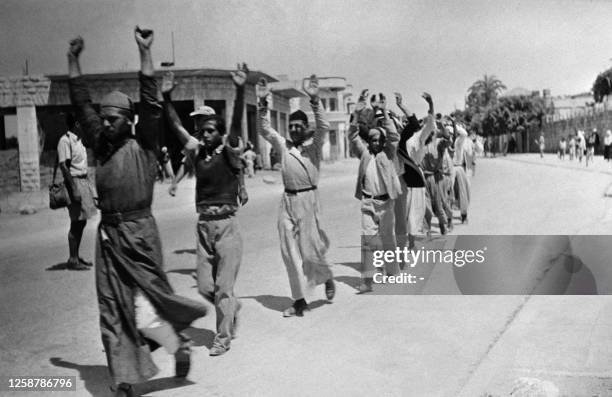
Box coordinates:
[394,92,403,107]
[134,26,154,50]
[68,36,84,58]
[378,93,387,110]
[422,92,434,114]
[303,74,319,99]
[231,62,249,87]
[256,77,270,103]
[359,89,369,102]
[161,71,177,95]
[370,94,379,109]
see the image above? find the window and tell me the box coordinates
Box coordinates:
[320,98,327,110]
[329,98,337,112]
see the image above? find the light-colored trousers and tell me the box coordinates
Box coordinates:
[406,187,428,235]
[452,166,471,215]
[361,197,398,278]
[278,190,333,300]
[395,178,429,239]
[196,214,242,349]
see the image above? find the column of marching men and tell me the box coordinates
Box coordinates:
[61,28,478,397]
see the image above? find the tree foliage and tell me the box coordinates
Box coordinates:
[456,75,547,136]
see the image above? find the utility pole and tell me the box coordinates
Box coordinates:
[161,31,175,67]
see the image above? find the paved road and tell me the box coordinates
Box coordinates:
[1,154,612,396]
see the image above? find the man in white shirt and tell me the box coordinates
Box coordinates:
[57,112,97,270]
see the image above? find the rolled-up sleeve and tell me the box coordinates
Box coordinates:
[258,105,285,159]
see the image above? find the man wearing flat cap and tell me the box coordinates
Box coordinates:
[256,75,335,317]
[67,28,207,396]
[162,63,248,356]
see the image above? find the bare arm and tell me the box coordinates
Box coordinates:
[348,123,366,159]
[255,78,285,156]
[161,71,199,151]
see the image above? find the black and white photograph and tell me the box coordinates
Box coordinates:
[2,0,612,396]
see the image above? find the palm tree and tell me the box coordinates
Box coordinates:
[467,74,507,110]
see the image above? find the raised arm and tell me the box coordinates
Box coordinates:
[419,93,436,147]
[256,78,285,155]
[348,92,368,158]
[161,71,199,152]
[303,75,330,150]
[134,27,162,151]
[67,37,103,152]
[395,92,421,153]
[229,63,247,145]
[378,94,399,158]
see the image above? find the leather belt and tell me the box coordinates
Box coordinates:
[74,174,88,179]
[362,192,390,201]
[284,186,317,195]
[101,207,152,225]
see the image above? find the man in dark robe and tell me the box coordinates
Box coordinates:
[67,28,207,396]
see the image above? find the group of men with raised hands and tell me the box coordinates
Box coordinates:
[63,25,475,396]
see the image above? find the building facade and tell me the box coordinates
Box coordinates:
[0,68,295,191]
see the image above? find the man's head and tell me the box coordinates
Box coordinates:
[289,110,310,145]
[194,115,225,149]
[367,127,386,154]
[65,112,81,135]
[189,106,225,149]
[100,91,134,143]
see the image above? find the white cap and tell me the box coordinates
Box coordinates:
[189,105,216,118]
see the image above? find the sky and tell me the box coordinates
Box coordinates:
[1,0,611,114]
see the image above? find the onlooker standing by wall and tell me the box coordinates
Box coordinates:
[57,113,97,270]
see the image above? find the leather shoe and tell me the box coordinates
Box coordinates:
[357,278,373,294]
[209,343,229,356]
[324,279,335,301]
[282,299,309,317]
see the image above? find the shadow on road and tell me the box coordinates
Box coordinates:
[335,275,361,291]
[336,261,361,272]
[173,248,196,255]
[50,357,110,396]
[241,295,330,312]
[46,262,92,271]
[183,327,216,349]
[138,376,194,396]
[50,357,195,396]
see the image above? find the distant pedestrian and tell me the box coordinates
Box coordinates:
[242,142,257,178]
[536,134,545,158]
[57,112,97,270]
[558,138,566,160]
[568,135,576,161]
